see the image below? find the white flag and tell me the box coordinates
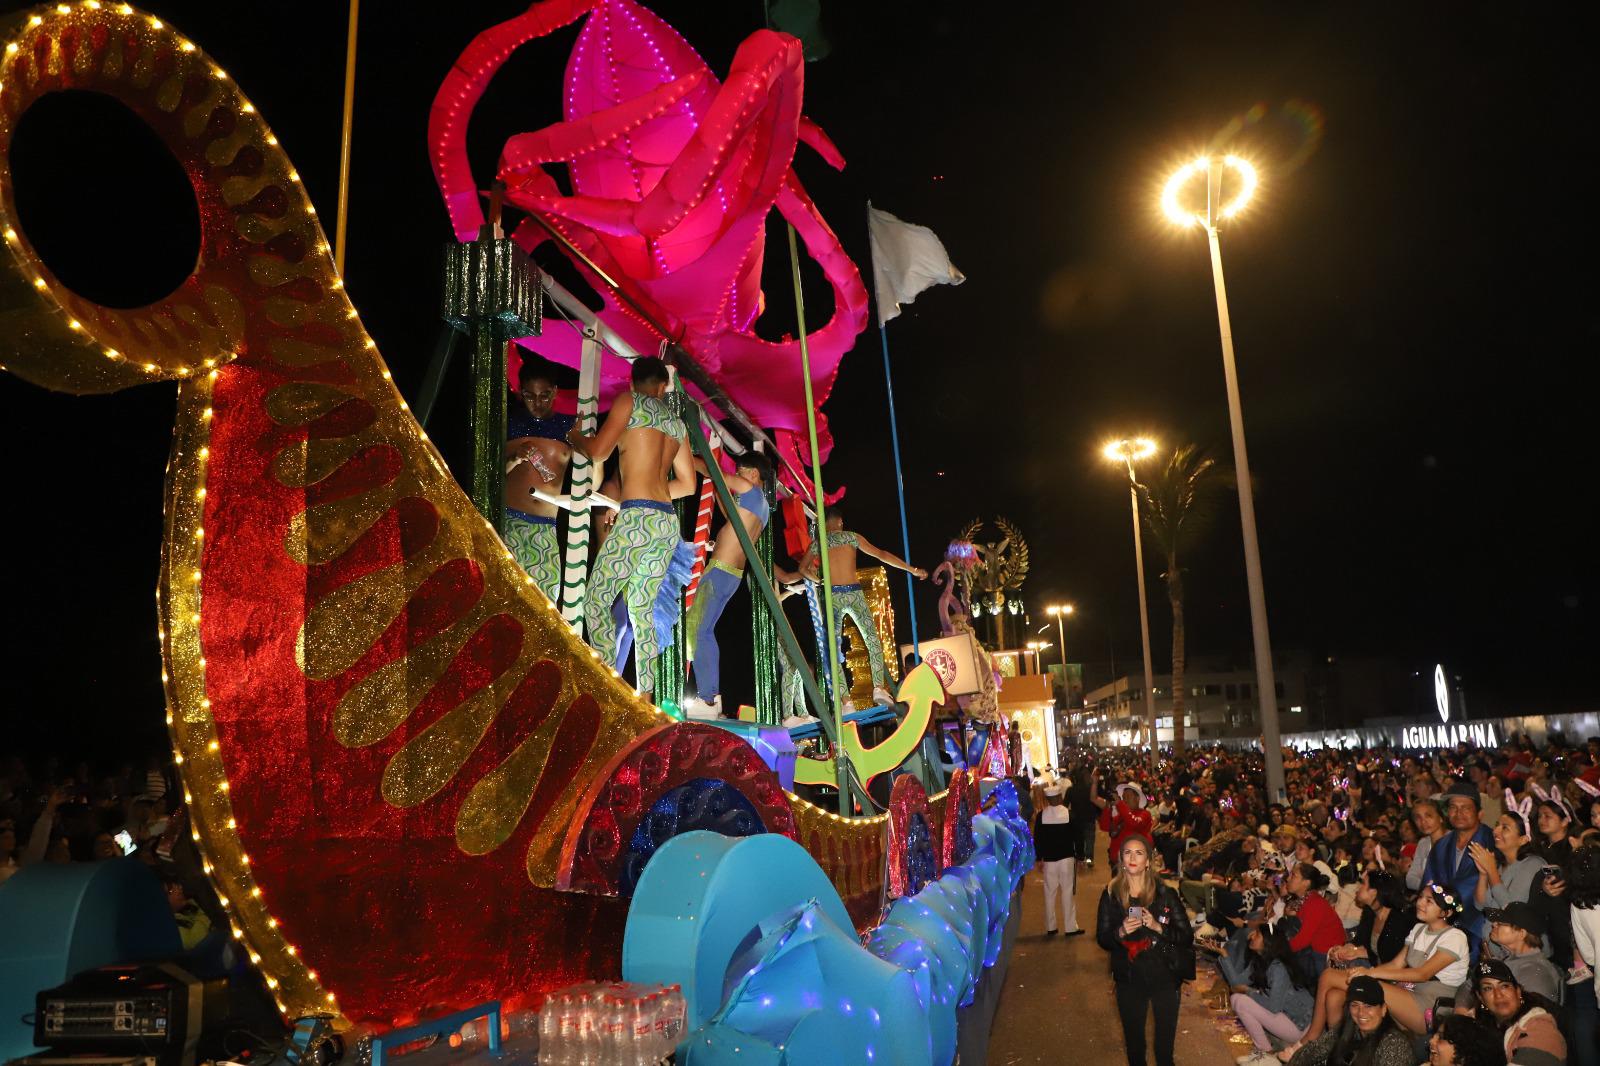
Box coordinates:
[867,204,966,326]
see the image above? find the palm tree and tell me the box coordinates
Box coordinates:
[1135,445,1231,755]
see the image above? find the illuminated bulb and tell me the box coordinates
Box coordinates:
[118,3,131,12]
[67,320,82,330]
[208,739,219,751]
[195,528,204,539]
[208,369,219,380]
[191,612,201,623]
[364,339,376,349]
[173,754,184,764]
[242,103,255,113]
[240,852,250,865]
[287,945,297,955]
[165,712,173,723]
[198,447,209,459]
[201,698,212,708]
[32,276,45,288]
[162,672,170,683]
[203,862,213,874]
[288,171,301,182]
[3,228,15,241]
[266,977,279,989]
[148,15,162,28]
[251,887,262,897]
[196,487,206,499]
[380,369,391,380]
[56,4,70,13]
[250,953,261,964]
[203,407,213,419]
[226,818,236,829]
[267,135,277,145]
[144,362,158,372]
[192,570,202,581]
[28,15,43,26]
[267,918,278,928]
[218,895,228,906]
[218,781,229,792]
[85,0,102,7]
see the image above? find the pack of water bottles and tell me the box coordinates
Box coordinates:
[536,981,686,1065]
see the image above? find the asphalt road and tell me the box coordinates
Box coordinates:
[986,857,1248,1065]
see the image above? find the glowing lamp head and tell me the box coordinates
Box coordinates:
[1102,437,1158,465]
[1160,155,1258,227]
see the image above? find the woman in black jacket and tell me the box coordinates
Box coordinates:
[1096,832,1194,1066]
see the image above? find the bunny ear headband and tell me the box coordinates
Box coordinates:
[1530,782,1574,822]
[1505,787,1534,822]
[1576,778,1600,800]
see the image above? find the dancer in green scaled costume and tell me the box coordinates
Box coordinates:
[566,357,699,700]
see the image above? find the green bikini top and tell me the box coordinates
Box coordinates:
[825,530,859,549]
[626,391,685,441]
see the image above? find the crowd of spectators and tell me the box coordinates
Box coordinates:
[1053,732,1600,1066]
[0,751,216,949]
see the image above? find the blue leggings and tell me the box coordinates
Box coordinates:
[687,562,742,699]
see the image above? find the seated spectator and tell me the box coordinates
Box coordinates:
[1460,902,1563,1007]
[1286,975,1414,1066]
[1230,922,1314,1066]
[1427,1012,1508,1066]
[1472,959,1566,1066]
[1294,881,1470,1049]
[1475,804,1544,910]
[162,873,213,951]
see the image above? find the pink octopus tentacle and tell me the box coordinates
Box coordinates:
[636,30,804,239]
[430,0,599,241]
[499,70,707,178]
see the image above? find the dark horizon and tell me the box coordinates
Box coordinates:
[2,1,1596,760]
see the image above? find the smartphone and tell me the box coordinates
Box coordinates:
[113,829,136,856]
[1127,906,1146,920]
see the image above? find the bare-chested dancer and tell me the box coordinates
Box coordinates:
[566,357,698,700]
[503,358,573,602]
[800,508,926,706]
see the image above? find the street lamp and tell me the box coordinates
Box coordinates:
[1160,153,1285,803]
[1101,438,1159,768]
[1046,603,1074,710]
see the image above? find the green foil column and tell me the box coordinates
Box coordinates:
[441,237,541,532]
[749,472,779,725]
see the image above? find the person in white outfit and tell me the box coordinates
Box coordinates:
[1034,781,1083,936]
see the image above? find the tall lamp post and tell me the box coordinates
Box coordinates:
[1160,154,1285,802]
[1047,602,1074,705]
[1102,438,1159,769]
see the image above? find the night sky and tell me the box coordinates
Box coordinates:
[2,1,1595,756]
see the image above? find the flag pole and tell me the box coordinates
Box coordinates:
[334,0,359,276]
[787,223,852,815]
[876,313,920,665]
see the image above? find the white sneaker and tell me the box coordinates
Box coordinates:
[841,698,857,714]
[782,713,820,729]
[872,686,895,706]
[682,694,723,720]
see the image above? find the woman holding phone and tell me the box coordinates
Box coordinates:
[1096,833,1193,1066]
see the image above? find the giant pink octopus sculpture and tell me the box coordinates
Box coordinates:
[428,0,869,486]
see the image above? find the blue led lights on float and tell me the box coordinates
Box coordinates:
[621,781,1034,1066]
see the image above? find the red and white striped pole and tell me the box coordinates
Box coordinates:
[682,446,721,614]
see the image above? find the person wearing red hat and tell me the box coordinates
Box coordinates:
[1093,776,1154,873]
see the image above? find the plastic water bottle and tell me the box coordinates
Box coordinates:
[538,998,563,1065]
[628,991,659,1066]
[655,985,684,1058]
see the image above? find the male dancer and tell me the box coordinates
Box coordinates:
[504,358,573,601]
[799,509,926,706]
[567,357,698,700]
[681,451,798,718]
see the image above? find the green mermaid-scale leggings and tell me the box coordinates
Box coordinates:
[504,511,559,603]
[832,583,888,692]
[585,502,681,695]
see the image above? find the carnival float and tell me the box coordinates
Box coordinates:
[0,3,1043,1063]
